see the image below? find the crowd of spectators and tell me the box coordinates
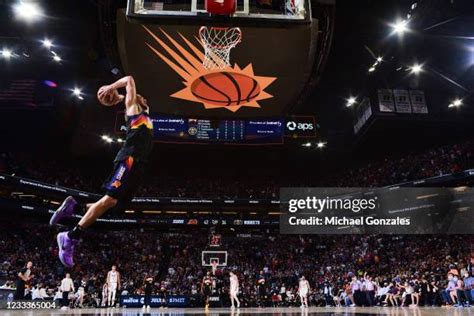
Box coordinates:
[1,140,473,199]
[1,223,473,308]
[326,141,474,187]
[1,141,473,309]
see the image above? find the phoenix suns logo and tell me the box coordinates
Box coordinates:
[143,26,277,112]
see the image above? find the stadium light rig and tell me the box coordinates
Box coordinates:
[13,1,43,22]
[317,141,326,149]
[409,63,423,74]
[368,56,383,73]
[391,19,409,35]
[1,49,12,59]
[346,97,357,107]
[51,51,61,63]
[42,39,53,49]
[101,135,114,143]
[72,88,84,100]
[448,99,463,108]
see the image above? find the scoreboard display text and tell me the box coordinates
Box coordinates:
[116,114,316,144]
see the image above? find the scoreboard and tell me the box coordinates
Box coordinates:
[115,114,316,144]
[153,117,283,144]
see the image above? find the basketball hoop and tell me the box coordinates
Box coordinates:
[199,26,242,70]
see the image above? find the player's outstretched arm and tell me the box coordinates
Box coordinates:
[99,76,136,106]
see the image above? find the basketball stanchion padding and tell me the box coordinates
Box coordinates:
[205,0,236,15]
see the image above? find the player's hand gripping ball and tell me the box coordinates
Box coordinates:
[97,86,122,106]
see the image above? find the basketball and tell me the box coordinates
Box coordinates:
[191,72,261,107]
[97,87,120,106]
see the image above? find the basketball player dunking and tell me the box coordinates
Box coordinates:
[202,271,213,309]
[106,265,121,307]
[298,276,310,308]
[229,271,240,309]
[49,76,153,267]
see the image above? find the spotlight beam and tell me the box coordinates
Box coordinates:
[428,67,468,92]
[423,16,462,31]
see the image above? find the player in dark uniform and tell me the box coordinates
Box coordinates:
[202,271,213,309]
[158,282,168,308]
[143,277,154,310]
[257,271,267,307]
[49,76,153,267]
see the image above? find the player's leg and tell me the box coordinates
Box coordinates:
[79,196,118,228]
[111,284,117,307]
[230,292,234,308]
[107,284,113,307]
[234,292,240,308]
[50,195,93,226]
[101,288,107,307]
[56,195,117,267]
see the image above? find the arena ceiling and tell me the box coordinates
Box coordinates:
[0,0,472,152]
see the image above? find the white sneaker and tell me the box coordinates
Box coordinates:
[350,304,356,307]
[142,305,146,309]
[146,305,151,309]
[61,306,68,310]
[300,305,304,308]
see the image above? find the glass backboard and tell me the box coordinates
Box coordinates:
[128,0,307,20]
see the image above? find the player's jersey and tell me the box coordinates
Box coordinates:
[115,110,153,163]
[299,280,309,294]
[257,275,265,287]
[109,271,118,284]
[230,276,239,290]
[204,276,213,287]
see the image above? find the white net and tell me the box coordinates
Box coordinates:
[199,26,242,70]
[211,261,218,275]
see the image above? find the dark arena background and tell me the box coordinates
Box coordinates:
[1,0,474,315]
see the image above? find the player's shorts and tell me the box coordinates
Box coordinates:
[230,287,239,296]
[258,286,266,296]
[204,286,212,297]
[108,283,118,292]
[299,289,308,297]
[103,156,146,204]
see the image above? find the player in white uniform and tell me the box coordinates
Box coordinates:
[229,271,240,309]
[106,265,121,307]
[298,276,310,308]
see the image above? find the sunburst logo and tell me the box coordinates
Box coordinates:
[143,26,277,112]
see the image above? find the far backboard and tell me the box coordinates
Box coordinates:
[127,0,308,20]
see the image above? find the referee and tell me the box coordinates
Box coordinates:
[14,261,33,300]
